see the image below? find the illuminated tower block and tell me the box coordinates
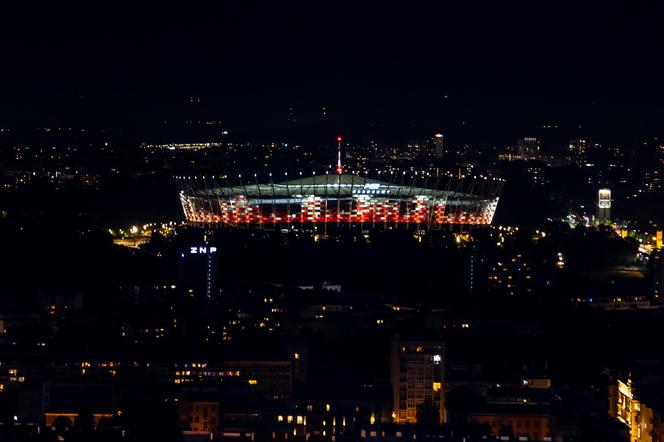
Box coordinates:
[597,188,611,222]
[391,339,445,424]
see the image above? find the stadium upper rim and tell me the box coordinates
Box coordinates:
[174,171,504,228]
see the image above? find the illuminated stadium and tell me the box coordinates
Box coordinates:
[175,171,503,229]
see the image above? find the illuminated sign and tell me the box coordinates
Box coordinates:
[598,188,611,209]
[190,246,218,254]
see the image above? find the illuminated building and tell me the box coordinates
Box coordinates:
[175,172,503,229]
[390,339,445,424]
[42,383,115,427]
[434,134,444,159]
[142,142,225,151]
[179,244,219,299]
[568,138,587,165]
[222,360,293,399]
[464,410,551,440]
[447,376,556,440]
[609,378,654,442]
[597,188,611,222]
[182,399,220,433]
[517,137,540,160]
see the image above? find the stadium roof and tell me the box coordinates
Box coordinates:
[180,173,491,200]
[281,173,384,187]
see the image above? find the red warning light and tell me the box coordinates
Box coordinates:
[336,135,343,142]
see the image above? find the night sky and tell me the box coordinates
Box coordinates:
[1,2,663,134]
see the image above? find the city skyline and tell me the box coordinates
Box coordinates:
[2,3,664,442]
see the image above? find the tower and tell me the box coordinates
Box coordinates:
[336,135,343,174]
[288,105,296,125]
[179,243,219,300]
[391,339,446,424]
[597,188,611,223]
[434,134,444,159]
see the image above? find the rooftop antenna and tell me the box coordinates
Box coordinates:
[336,135,343,174]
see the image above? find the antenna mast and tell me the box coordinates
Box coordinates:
[336,135,343,174]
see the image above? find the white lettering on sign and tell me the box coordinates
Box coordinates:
[190,246,218,254]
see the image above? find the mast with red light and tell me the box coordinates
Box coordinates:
[336,135,343,174]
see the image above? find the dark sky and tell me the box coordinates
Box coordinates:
[1,1,663,134]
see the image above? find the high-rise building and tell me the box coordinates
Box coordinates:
[651,250,664,303]
[288,105,296,125]
[609,378,654,442]
[568,138,587,165]
[179,244,219,299]
[434,134,444,159]
[390,339,445,424]
[597,188,611,222]
[517,137,540,160]
[467,246,488,296]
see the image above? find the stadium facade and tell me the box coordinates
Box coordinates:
[175,171,503,229]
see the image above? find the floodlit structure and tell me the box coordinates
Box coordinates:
[391,339,446,424]
[175,170,503,229]
[598,188,611,222]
